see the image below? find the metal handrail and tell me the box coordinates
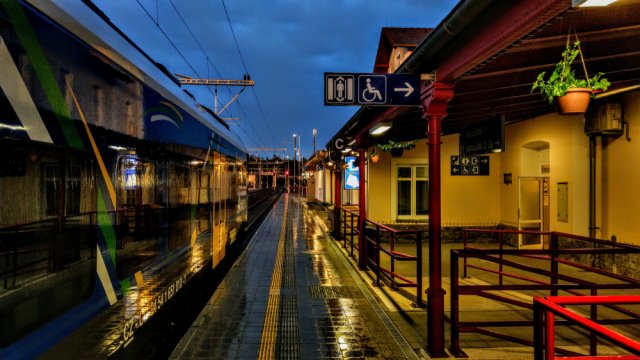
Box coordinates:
[334,205,424,306]
[363,218,421,292]
[340,207,359,256]
[533,295,640,359]
[450,228,640,357]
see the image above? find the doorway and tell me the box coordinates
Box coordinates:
[518,177,550,249]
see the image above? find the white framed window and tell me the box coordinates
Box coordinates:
[391,159,428,220]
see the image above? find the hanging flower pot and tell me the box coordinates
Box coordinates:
[531,35,609,115]
[370,154,380,163]
[554,87,592,115]
[390,148,404,157]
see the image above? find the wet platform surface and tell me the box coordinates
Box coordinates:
[170,194,419,359]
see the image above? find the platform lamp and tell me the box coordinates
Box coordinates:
[313,128,317,154]
[293,133,297,193]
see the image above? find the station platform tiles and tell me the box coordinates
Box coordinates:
[171,195,635,359]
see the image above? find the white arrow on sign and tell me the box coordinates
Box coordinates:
[393,82,415,97]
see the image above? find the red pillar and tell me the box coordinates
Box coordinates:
[333,167,342,239]
[421,82,454,358]
[358,149,367,270]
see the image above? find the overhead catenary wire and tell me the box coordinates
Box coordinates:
[131,0,273,150]
[167,0,270,150]
[132,0,264,149]
[220,0,278,146]
[134,0,201,81]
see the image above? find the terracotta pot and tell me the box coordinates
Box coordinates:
[370,154,380,163]
[554,87,592,115]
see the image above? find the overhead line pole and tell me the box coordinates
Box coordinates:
[174,73,254,120]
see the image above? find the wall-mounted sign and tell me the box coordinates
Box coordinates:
[344,156,359,190]
[459,115,505,155]
[451,155,489,176]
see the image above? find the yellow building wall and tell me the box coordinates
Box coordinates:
[366,135,501,226]
[500,113,590,235]
[441,134,502,227]
[601,91,640,245]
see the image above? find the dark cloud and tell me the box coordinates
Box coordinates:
[93,0,457,158]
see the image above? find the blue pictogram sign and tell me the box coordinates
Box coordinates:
[344,156,360,190]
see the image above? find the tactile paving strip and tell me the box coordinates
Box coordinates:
[308,286,361,300]
[276,294,300,358]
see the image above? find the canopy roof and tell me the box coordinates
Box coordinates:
[331,0,640,149]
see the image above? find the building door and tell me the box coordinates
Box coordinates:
[518,177,544,249]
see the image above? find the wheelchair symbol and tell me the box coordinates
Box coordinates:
[358,75,386,104]
[362,78,382,102]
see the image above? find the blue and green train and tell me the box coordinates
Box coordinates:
[0,0,248,358]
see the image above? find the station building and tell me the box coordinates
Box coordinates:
[311,1,640,260]
[309,3,640,354]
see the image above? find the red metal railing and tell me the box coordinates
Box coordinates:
[450,228,640,357]
[533,295,640,359]
[340,207,360,257]
[335,205,424,306]
[362,217,423,307]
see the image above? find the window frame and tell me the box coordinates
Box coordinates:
[391,158,429,221]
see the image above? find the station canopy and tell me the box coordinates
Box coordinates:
[331,0,640,149]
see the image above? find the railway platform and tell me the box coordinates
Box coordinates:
[169,193,640,359]
[170,194,423,359]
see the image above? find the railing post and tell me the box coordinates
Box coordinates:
[350,213,355,256]
[590,287,598,356]
[375,225,381,286]
[416,230,423,307]
[533,297,544,360]
[390,232,396,284]
[463,230,468,278]
[546,309,555,360]
[499,232,504,286]
[551,232,559,296]
[449,250,463,356]
[342,209,347,248]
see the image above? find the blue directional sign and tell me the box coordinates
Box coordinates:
[324,72,420,106]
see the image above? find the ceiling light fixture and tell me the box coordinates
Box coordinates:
[572,0,617,7]
[369,122,392,135]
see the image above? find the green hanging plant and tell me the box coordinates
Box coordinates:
[531,39,610,104]
[377,140,417,153]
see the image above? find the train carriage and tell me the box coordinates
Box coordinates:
[0,0,248,357]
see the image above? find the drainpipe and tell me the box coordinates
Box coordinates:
[589,136,597,239]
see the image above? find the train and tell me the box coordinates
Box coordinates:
[0,0,249,358]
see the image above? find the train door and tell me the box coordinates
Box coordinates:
[212,153,220,267]
[219,155,227,260]
[212,153,227,267]
[517,177,546,249]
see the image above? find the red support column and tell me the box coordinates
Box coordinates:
[358,149,367,270]
[334,167,342,239]
[421,82,454,358]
